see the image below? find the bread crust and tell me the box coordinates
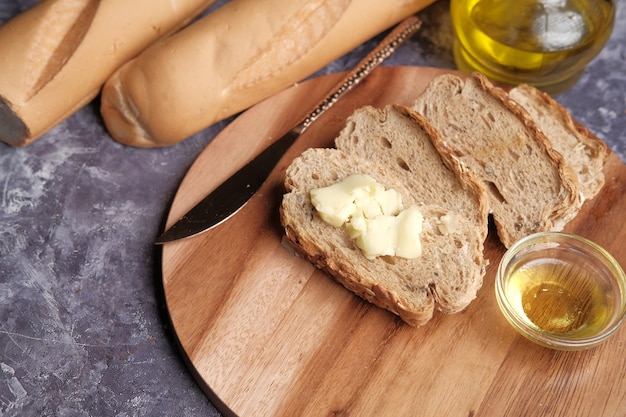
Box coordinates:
[0,0,216,147]
[100,0,436,147]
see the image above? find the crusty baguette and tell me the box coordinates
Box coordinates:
[412,73,582,248]
[280,147,487,327]
[0,0,216,147]
[335,103,490,241]
[509,84,607,201]
[100,0,436,148]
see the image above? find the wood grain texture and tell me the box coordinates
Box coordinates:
[161,66,626,417]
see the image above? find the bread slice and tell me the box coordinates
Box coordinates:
[509,84,607,201]
[335,103,490,241]
[280,147,487,327]
[412,73,582,248]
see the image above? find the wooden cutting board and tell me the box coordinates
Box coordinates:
[161,66,626,417]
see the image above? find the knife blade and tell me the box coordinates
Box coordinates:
[155,15,422,244]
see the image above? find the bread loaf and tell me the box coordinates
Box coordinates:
[0,0,216,147]
[100,0,436,148]
[509,84,607,201]
[412,73,582,248]
[335,103,490,241]
[280,147,487,327]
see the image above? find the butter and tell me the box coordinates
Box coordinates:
[310,174,401,226]
[437,212,460,235]
[348,206,423,259]
[394,206,424,258]
[310,174,423,259]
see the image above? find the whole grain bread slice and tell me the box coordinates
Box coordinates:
[412,72,582,248]
[509,84,607,201]
[280,147,487,327]
[334,103,490,241]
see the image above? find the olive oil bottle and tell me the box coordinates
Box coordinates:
[451,0,615,93]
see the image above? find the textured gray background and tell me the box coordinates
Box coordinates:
[1,0,625,416]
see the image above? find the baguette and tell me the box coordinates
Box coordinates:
[280,147,487,327]
[509,84,607,201]
[100,0,436,148]
[412,73,582,248]
[0,0,216,147]
[335,103,490,241]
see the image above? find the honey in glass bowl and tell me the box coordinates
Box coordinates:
[508,256,614,336]
[496,232,626,350]
[451,0,615,94]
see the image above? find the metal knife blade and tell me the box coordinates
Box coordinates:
[155,16,422,244]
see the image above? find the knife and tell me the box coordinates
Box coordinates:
[155,16,422,244]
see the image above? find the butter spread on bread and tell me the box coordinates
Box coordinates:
[349,206,424,259]
[310,174,403,227]
[310,174,424,259]
[0,0,216,147]
[280,148,487,327]
[437,212,461,235]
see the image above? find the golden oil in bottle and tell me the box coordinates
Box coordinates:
[450,0,615,93]
[505,257,616,337]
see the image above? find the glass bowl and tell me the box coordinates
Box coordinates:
[496,232,626,350]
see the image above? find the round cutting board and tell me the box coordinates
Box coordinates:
[161,66,626,417]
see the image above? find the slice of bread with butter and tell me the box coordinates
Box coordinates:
[280,147,488,327]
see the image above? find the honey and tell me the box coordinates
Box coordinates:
[496,232,626,350]
[504,255,618,338]
[451,0,615,93]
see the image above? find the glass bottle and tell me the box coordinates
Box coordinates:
[450,0,615,94]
